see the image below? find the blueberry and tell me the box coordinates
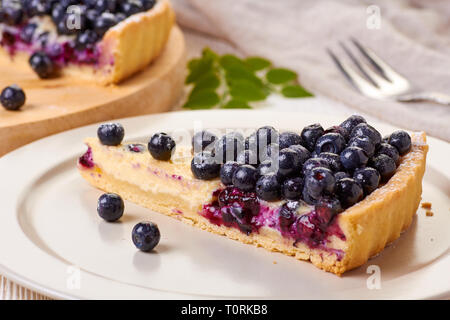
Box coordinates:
[282,177,304,200]
[257,160,279,178]
[95,0,117,13]
[302,157,330,176]
[237,149,258,165]
[1,85,26,111]
[148,132,175,160]
[370,154,396,181]
[340,115,366,133]
[301,123,324,152]
[192,130,217,153]
[317,152,342,172]
[94,12,118,37]
[191,151,220,180]
[388,130,411,155]
[302,186,319,205]
[278,148,302,178]
[279,131,302,150]
[335,178,364,208]
[142,0,157,10]
[354,167,380,195]
[132,222,160,252]
[255,173,281,201]
[350,123,382,146]
[314,133,346,154]
[314,196,343,225]
[348,136,375,158]
[25,0,52,17]
[220,161,240,185]
[97,123,125,146]
[279,201,299,230]
[256,126,279,149]
[334,171,350,181]
[289,144,311,165]
[340,146,369,171]
[324,125,349,140]
[51,4,66,23]
[3,3,23,25]
[75,30,98,50]
[29,52,55,79]
[97,193,124,222]
[120,0,144,16]
[232,165,258,192]
[214,132,244,163]
[85,8,99,28]
[376,143,400,165]
[20,23,37,43]
[304,167,335,198]
[115,12,127,22]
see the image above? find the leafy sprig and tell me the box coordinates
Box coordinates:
[183,48,313,109]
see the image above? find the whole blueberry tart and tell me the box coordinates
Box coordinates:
[78,115,428,275]
[0,0,174,84]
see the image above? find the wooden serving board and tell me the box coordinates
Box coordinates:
[0,26,186,157]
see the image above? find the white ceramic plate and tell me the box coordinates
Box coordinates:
[0,108,449,300]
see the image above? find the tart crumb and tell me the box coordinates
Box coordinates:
[421,202,432,209]
[426,211,434,217]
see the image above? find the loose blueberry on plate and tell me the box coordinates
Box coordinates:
[304,167,335,198]
[348,136,375,158]
[232,165,258,192]
[282,177,304,200]
[340,146,369,171]
[314,132,346,154]
[350,123,382,146]
[370,154,397,181]
[302,157,330,176]
[317,152,342,172]
[97,193,124,222]
[191,151,220,180]
[279,132,302,150]
[376,143,400,165]
[388,130,411,155]
[256,173,281,201]
[97,123,125,146]
[278,148,302,178]
[220,161,240,185]
[192,130,217,153]
[340,115,366,133]
[148,132,176,161]
[353,167,380,195]
[335,178,364,208]
[29,52,55,79]
[0,85,26,111]
[132,221,161,252]
[301,123,324,152]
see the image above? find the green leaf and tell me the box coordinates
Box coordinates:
[222,99,252,109]
[183,90,220,109]
[281,85,313,98]
[190,73,220,96]
[225,65,264,88]
[245,57,272,71]
[202,47,219,61]
[229,79,268,102]
[219,54,247,70]
[266,68,297,84]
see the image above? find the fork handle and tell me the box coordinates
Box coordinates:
[397,92,450,106]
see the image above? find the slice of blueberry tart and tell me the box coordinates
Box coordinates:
[78,116,428,275]
[0,0,174,84]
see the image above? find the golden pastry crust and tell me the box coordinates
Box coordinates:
[0,0,175,85]
[79,132,428,275]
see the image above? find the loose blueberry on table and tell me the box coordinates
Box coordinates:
[97,193,124,222]
[0,0,157,77]
[132,221,161,252]
[0,84,26,110]
[189,115,412,248]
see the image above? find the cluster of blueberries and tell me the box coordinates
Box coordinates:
[188,115,411,213]
[1,0,156,78]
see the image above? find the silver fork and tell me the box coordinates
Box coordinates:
[327,38,450,105]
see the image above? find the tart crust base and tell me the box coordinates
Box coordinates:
[79,132,428,275]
